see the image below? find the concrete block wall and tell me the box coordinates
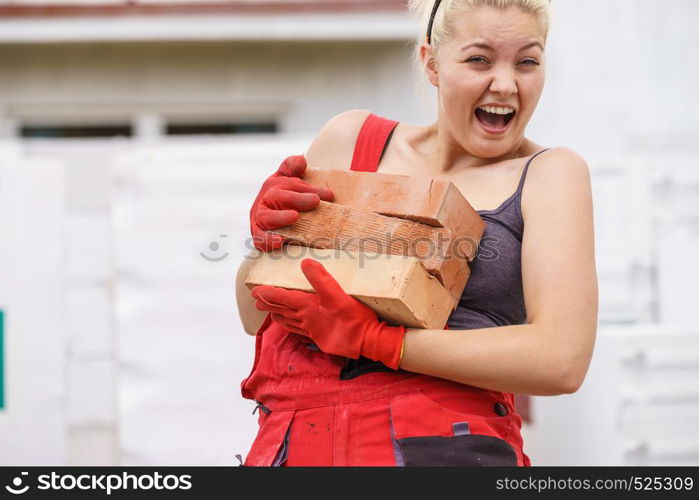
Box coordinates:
[524,325,699,466]
[0,147,68,465]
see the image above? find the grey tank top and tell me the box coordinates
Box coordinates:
[447,149,550,330]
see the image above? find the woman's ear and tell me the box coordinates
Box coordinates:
[419,42,439,87]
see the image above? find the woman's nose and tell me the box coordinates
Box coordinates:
[488,68,518,96]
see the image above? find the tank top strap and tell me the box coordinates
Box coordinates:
[512,148,551,230]
[350,113,399,173]
[515,148,550,194]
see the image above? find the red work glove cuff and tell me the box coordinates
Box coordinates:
[361,323,406,371]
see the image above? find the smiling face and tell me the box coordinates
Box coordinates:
[422,5,547,159]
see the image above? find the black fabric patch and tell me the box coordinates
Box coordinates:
[339,356,394,380]
[397,434,518,467]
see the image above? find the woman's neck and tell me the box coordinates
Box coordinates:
[417,121,532,172]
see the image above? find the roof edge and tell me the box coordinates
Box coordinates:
[0,1,408,19]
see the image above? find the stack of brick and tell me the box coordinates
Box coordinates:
[245,169,485,329]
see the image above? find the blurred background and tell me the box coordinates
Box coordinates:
[0,0,698,466]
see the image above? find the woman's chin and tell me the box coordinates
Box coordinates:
[466,118,522,156]
[467,140,516,160]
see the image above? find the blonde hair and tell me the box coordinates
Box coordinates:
[408,0,551,52]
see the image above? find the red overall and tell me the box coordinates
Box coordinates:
[241,114,531,467]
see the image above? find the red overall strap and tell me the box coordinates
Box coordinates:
[348,113,452,331]
[350,114,398,172]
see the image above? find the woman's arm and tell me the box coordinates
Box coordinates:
[238,109,372,335]
[304,109,371,170]
[236,252,270,335]
[399,148,598,396]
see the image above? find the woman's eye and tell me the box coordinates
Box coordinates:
[466,56,488,64]
[520,59,540,66]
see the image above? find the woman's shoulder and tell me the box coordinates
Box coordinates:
[527,146,590,185]
[522,146,592,217]
[304,109,374,171]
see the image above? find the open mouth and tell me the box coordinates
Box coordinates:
[475,106,516,133]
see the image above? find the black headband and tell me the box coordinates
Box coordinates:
[426,0,550,45]
[426,0,443,45]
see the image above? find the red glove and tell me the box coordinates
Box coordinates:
[250,156,334,251]
[251,259,406,370]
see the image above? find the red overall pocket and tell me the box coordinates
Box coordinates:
[243,410,295,467]
[389,390,518,466]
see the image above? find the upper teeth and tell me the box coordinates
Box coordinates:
[478,105,515,115]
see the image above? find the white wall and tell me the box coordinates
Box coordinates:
[0,146,67,465]
[531,0,699,158]
[524,325,699,466]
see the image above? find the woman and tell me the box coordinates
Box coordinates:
[236,0,597,466]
